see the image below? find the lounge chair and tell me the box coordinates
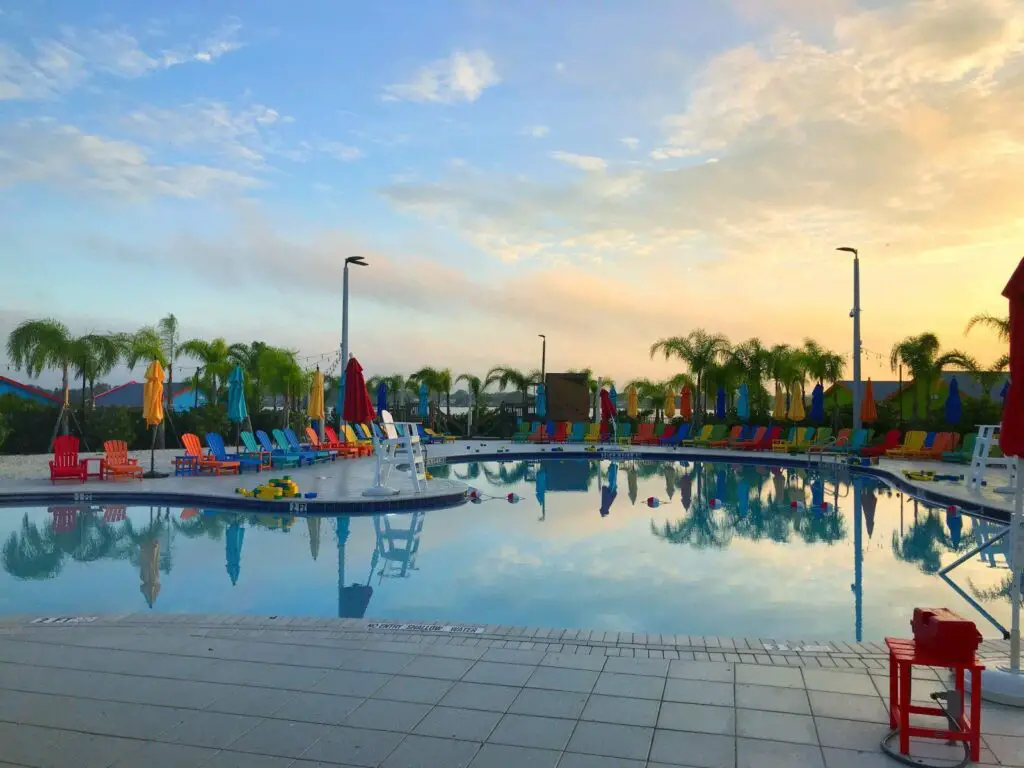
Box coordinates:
[787,427,816,453]
[549,422,570,443]
[274,428,321,464]
[807,428,833,451]
[325,426,369,457]
[583,423,601,443]
[527,423,549,443]
[342,424,374,455]
[285,427,333,462]
[692,424,727,448]
[633,423,656,445]
[207,432,262,473]
[50,435,87,484]
[511,421,531,442]
[307,426,355,458]
[615,423,633,445]
[681,425,714,447]
[824,428,871,455]
[256,429,302,468]
[567,422,587,442]
[181,433,240,475]
[887,431,926,459]
[240,431,273,469]
[741,426,781,451]
[103,439,142,481]
[656,424,677,445]
[809,428,847,454]
[733,426,766,450]
[911,432,958,460]
[425,427,456,443]
[861,429,902,458]
[943,433,976,463]
[707,425,744,448]
[661,423,690,445]
[771,427,800,453]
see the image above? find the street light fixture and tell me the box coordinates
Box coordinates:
[538,335,546,383]
[339,256,369,425]
[836,247,862,432]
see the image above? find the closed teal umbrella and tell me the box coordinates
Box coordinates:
[737,383,750,422]
[418,382,429,418]
[227,365,247,423]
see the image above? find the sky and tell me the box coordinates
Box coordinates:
[0,0,1018,389]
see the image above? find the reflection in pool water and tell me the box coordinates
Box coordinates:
[0,459,1014,641]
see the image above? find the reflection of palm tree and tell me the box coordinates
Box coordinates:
[650,501,734,549]
[969,574,1016,602]
[482,461,531,487]
[891,510,953,574]
[454,462,481,481]
[3,514,64,580]
[172,512,226,540]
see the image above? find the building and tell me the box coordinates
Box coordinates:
[825,372,1007,409]
[0,376,61,406]
[93,382,207,412]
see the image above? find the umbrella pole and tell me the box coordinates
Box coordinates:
[143,423,169,479]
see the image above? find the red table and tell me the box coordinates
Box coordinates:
[885,637,984,762]
[80,457,105,480]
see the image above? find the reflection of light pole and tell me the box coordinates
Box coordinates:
[338,256,368,421]
[852,478,863,642]
[836,247,862,432]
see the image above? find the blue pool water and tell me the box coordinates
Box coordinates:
[0,459,1013,641]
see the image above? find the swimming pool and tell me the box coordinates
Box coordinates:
[0,458,1013,641]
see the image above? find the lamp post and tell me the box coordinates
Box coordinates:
[837,247,862,432]
[338,256,368,424]
[538,334,546,383]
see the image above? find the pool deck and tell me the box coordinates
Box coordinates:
[0,439,1015,520]
[0,614,1020,767]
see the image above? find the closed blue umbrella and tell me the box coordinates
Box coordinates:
[944,376,962,424]
[715,387,726,419]
[737,383,750,422]
[227,365,247,423]
[376,381,387,415]
[608,385,617,415]
[600,462,618,517]
[1001,379,1009,402]
[536,466,547,509]
[809,383,825,422]
[418,382,429,418]
[226,521,244,586]
[536,383,547,418]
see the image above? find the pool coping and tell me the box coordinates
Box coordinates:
[0,443,1011,521]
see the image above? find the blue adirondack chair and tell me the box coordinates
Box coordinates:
[285,427,334,462]
[255,429,302,467]
[662,423,691,445]
[272,429,318,464]
[206,432,263,473]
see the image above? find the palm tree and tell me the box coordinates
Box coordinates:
[6,319,79,435]
[800,339,845,419]
[889,333,973,418]
[456,373,486,434]
[650,330,730,425]
[70,333,122,410]
[730,338,771,415]
[180,337,233,403]
[957,354,1008,402]
[485,366,537,413]
[965,313,1009,342]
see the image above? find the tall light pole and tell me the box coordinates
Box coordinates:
[538,335,546,383]
[837,247,862,432]
[338,256,368,424]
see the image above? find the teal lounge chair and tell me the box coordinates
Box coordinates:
[285,427,333,462]
[568,422,586,442]
[943,433,976,464]
[239,431,273,470]
[273,428,319,464]
[255,430,301,468]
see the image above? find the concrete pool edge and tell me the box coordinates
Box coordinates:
[2,612,1012,663]
[0,440,1011,521]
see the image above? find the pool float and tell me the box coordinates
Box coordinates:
[236,476,302,500]
[902,470,964,483]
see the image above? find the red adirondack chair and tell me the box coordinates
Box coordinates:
[860,429,901,458]
[50,435,87,484]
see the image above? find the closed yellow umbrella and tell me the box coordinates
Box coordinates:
[308,369,326,436]
[663,389,676,419]
[787,383,806,421]
[143,361,164,427]
[626,386,639,418]
[773,383,786,419]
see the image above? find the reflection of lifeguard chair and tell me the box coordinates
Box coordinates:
[374,512,424,579]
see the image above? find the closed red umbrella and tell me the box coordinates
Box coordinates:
[342,357,376,424]
[1000,258,1024,458]
[600,388,615,422]
[680,387,693,420]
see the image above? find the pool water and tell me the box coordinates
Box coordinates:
[0,459,1014,641]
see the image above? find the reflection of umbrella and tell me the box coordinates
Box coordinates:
[787,384,805,421]
[536,383,547,418]
[226,522,244,585]
[809,383,824,422]
[715,387,726,419]
[664,464,676,499]
[307,517,321,561]
[944,376,962,424]
[737,383,750,422]
[862,489,876,538]
[681,470,692,510]
[376,381,388,415]
[946,509,963,548]
[737,479,749,516]
[627,466,638,505]
[716,470,727,505]
[228,365,247,425]
[680,387,693,420]
[663,389,675,419]
[774,383,786,419]
[342,357,376,424]
[627,386,639,418]
[861,379,878,423]
[143,360,165,478]
[535,466,547,511]
[418,382,429,419]
[600,463,618,517]
[140,538,160,607]
[307,369,325,434]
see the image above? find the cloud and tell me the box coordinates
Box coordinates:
[318,141,363,161]
[0,119,261,200]
[549,151,607,171]
[620,137,640,150]
[383,50,500,104]
[0,21,243,101]
[525,124,550,138]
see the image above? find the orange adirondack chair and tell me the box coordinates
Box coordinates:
[50,435,87,484]
[182,433,240,475]
[527,424,549,443]
[913,432,958,460]
[305,426,352,458]
[103,440,142,480]
[633,423,656,445]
